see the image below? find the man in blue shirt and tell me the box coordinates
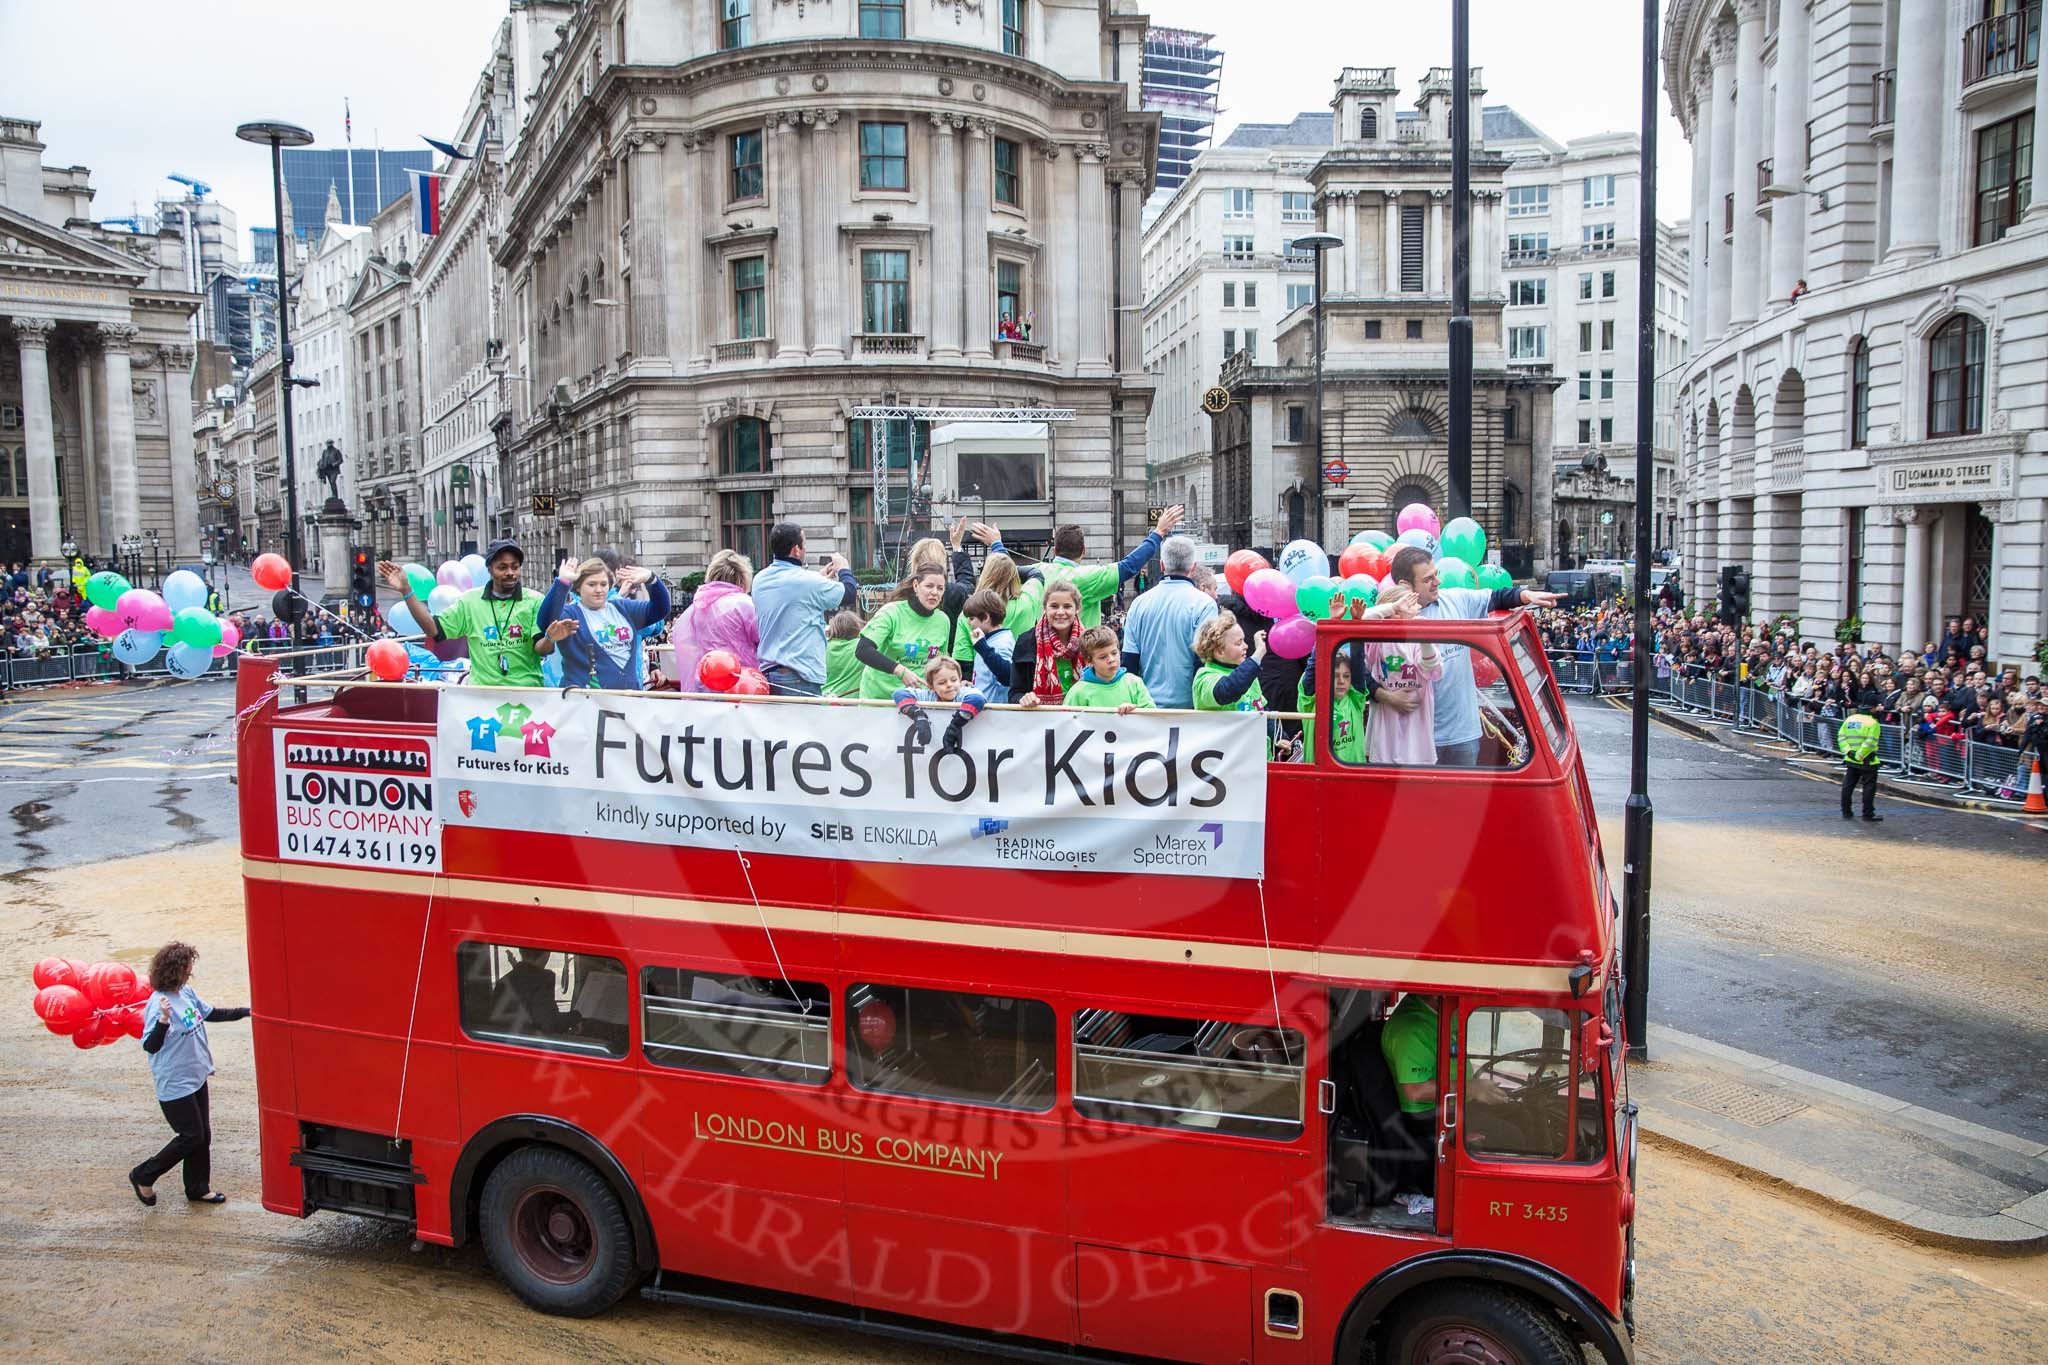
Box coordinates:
[1119,534,1217,708]
[1387,546,1560,766]
[751,521,859,695]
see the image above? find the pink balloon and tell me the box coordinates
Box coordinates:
[212,620,242,657]
[115,587,173,633]
[1243,567,1301,620]
[1396,503,1441,537]
[84,605,122,638]
[1268,614,1318,659]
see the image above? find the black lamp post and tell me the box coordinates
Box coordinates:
[1291,232,1343,548]
[234,118,315,669]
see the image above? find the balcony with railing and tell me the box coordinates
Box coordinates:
[1756,158,1775,197]
[712,338,771,363]
[1870,69,1895,132]
[993,338,1045,364]
[853,332,925,359]
[1962,8,2040,92]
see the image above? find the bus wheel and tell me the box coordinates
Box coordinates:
[479,1146,635,1317]
[1379,1284,1577,1365]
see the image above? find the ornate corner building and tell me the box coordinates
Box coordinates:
[1666,0,2047,659]
[492,0,1158,571]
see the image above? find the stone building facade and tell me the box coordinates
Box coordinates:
[0,115,202,562]
[1666,0,2046,660]
[492,0,1157,573]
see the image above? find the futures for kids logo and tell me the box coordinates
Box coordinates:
[455,700,571,781]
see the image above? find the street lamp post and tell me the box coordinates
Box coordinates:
[1292,233,1343,550]
[235,119,315,672]
[1448,0,1473,522]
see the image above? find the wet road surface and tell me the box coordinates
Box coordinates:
[1571,696,2048,1144]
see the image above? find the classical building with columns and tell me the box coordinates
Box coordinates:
[1206,67,1556,567]
[0,116,202,564]
[491,0,1156,572]
[1666,0,2046,661]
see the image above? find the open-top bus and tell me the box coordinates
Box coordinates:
[236,607,1635,1365]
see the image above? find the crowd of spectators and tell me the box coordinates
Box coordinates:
[3,559,282,685]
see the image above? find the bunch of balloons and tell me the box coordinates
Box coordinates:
[31,957,151,1049]
[385,554,487,638]
[82,565,238,676]
[697,650,769,695]
[1376,505,1500,600]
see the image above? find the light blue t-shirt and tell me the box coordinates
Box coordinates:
[1122,576,1217,709]
[971,626,1014,699]
[142,985,216,1103]
[752,558,852,685]
[1421,585,1502,746]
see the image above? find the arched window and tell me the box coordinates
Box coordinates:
[1361,107,1379,141]
[1927,315,1985,438]
[719,416,770,474]
[1849,337,1870,448]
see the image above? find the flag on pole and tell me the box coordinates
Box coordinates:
[345,99,352,144]
[410,169,443,235]
[421,134,473,161]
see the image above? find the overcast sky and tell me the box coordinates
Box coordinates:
[1,0,1691,254]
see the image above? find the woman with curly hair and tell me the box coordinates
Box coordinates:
[128,941,249,1207]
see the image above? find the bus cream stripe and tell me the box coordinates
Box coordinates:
[243,857,1571,993]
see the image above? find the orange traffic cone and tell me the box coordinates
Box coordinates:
[2026,757,2047,815]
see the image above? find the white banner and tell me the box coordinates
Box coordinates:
[435,687,1267,879]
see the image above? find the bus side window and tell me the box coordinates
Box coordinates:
[641,968,832,1086]
[845,983,1056,1112]
[456,941,629,1059]
[1461,1006,1606,1164]
[1073,1010,1304,1140]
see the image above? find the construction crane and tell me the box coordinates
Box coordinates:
[96,217,147,232]
[167,174,212,200]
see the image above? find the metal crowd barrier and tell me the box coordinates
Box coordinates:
[2,645,124,690]
[1551,650,1635,696]
[1648,655,2032,806]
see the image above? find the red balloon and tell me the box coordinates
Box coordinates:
[251,552,293,591]
[33,983,91,1029]
[731,668,771,697]
[856,1000,898,1052]
[1224,549,1270,598]
[32,957,80,990]
[1473,652,1503,689]
[117,1005,146,1039]
[81,961,137,1012]
[70,1013,107,1048]
[697,649,741,693]
[125,973,155,1006]
[1338,545,1390,582]
[366,638,410,681]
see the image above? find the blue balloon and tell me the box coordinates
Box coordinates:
[164,641,214,679]
[386,599,426,638]
[162,569,209,614]
[111,628,163,665]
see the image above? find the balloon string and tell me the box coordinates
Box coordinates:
[734,847,809,1015]
[157,686,281,760]
[286,586,377,643]
[392,873,439,1138]
[1255,875,1295,1068]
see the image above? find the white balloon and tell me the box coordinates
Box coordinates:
[1277,539,1331,587]
[162,569,209,614]
[386,599,426,638]
[460,553,488,587]
[427,583,462,615]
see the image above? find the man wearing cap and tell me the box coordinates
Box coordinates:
[379,539,555,686]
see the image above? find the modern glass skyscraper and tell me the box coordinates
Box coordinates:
[278,147,432,238]
[1141,27,1223,218]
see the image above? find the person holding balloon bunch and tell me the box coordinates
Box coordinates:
[128,941,249,1208]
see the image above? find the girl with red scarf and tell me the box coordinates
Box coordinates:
[1009,582,1086,706]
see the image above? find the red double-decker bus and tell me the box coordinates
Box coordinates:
[235,608,1634,1365]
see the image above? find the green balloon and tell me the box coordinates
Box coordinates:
[1352,530,1396,551]
[85,571,131,611]
[170,606,223,649]
[404,563,437,601]
[1441,516,1487,566]
[1296,577,1340,620]
[1477,564,1514,592]
[1435,556,1478,590]
[1340,574,1379,607]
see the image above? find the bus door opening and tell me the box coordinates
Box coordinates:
[1323,988,1444,1235]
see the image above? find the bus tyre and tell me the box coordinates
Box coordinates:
[479,1146,635,1318]
[1379,1284,1578,1365]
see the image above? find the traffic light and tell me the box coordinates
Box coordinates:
[349,547,376,612]
[1717,564,1750,625]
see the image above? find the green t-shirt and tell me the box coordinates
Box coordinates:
[1298,675,1368,765]
[824,636,862,698]
[1380,995,1440,1115]
[434,587,546,687]
[1003,577,1045,637]
[1040,558,1125,629]
[858,600,966,700]
[1192,659,1265,714]
[1063,669,1155,710]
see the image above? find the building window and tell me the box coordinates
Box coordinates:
[1845,508,1865,619]
[1364,319,1382,339]
[732,255,767,339]
[1508,325,1547,360]
[1600,320,1616,351]
[861,249,911,333]
[1405,319,1423,340]
[1583,174,1617,208]
[1601,270,1616,298]
[1578,370,1593,401]
[720,490,775,565]
[1400,202,1425,291]
[1579,273,1594,301]
[1578,417,1593,443]
[1506,185,1550,217]
[859,0,905,38]
[720,0,752,50]
[859,122,909,190]
[1583,222,1616,250]
[1599,416,1615,443]
[1243,281,1257,307]
[1001,0,1025,55]
[1222,282,1236,307]
[718,135,766,208]
[1503,403,1519,439]
[993,136,1021,206]
[1510,278,1546,306]
[1362,107,1379,140]
[1286,282,1313,310]
[1927,314,1986,437]
[1223,234,1255,259]
[1281,191,1313,222]
[1223,328,1237,355]
[1973,112,2033,245]
[1723,192,1734,236]
[1286,405,1306,442]
[1225,187,1255,218]
[719,417,771,475]
[847,983,1055,1111]
[1600,368,1615,399]
[1244,327,1259,353]
[996,258,1023,332]
[1849,336,1870,448]
[1506,231,1549,260]
[1579,320,1594,352]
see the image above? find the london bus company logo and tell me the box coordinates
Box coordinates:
[274,730,440,872]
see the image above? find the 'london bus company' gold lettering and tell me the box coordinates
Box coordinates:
[693,1110,1005,1181]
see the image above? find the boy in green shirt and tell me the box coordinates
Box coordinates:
[380,539,553,687]
[1061,626,1156,713]
[1298,651,1369,764]
[1040,503,1184,628]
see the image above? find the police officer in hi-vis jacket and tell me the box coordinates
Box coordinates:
[1839,709,1883,823]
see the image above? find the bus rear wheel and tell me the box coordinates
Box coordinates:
[1380,1284,1578,1365]
[479,1146,635,1318]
